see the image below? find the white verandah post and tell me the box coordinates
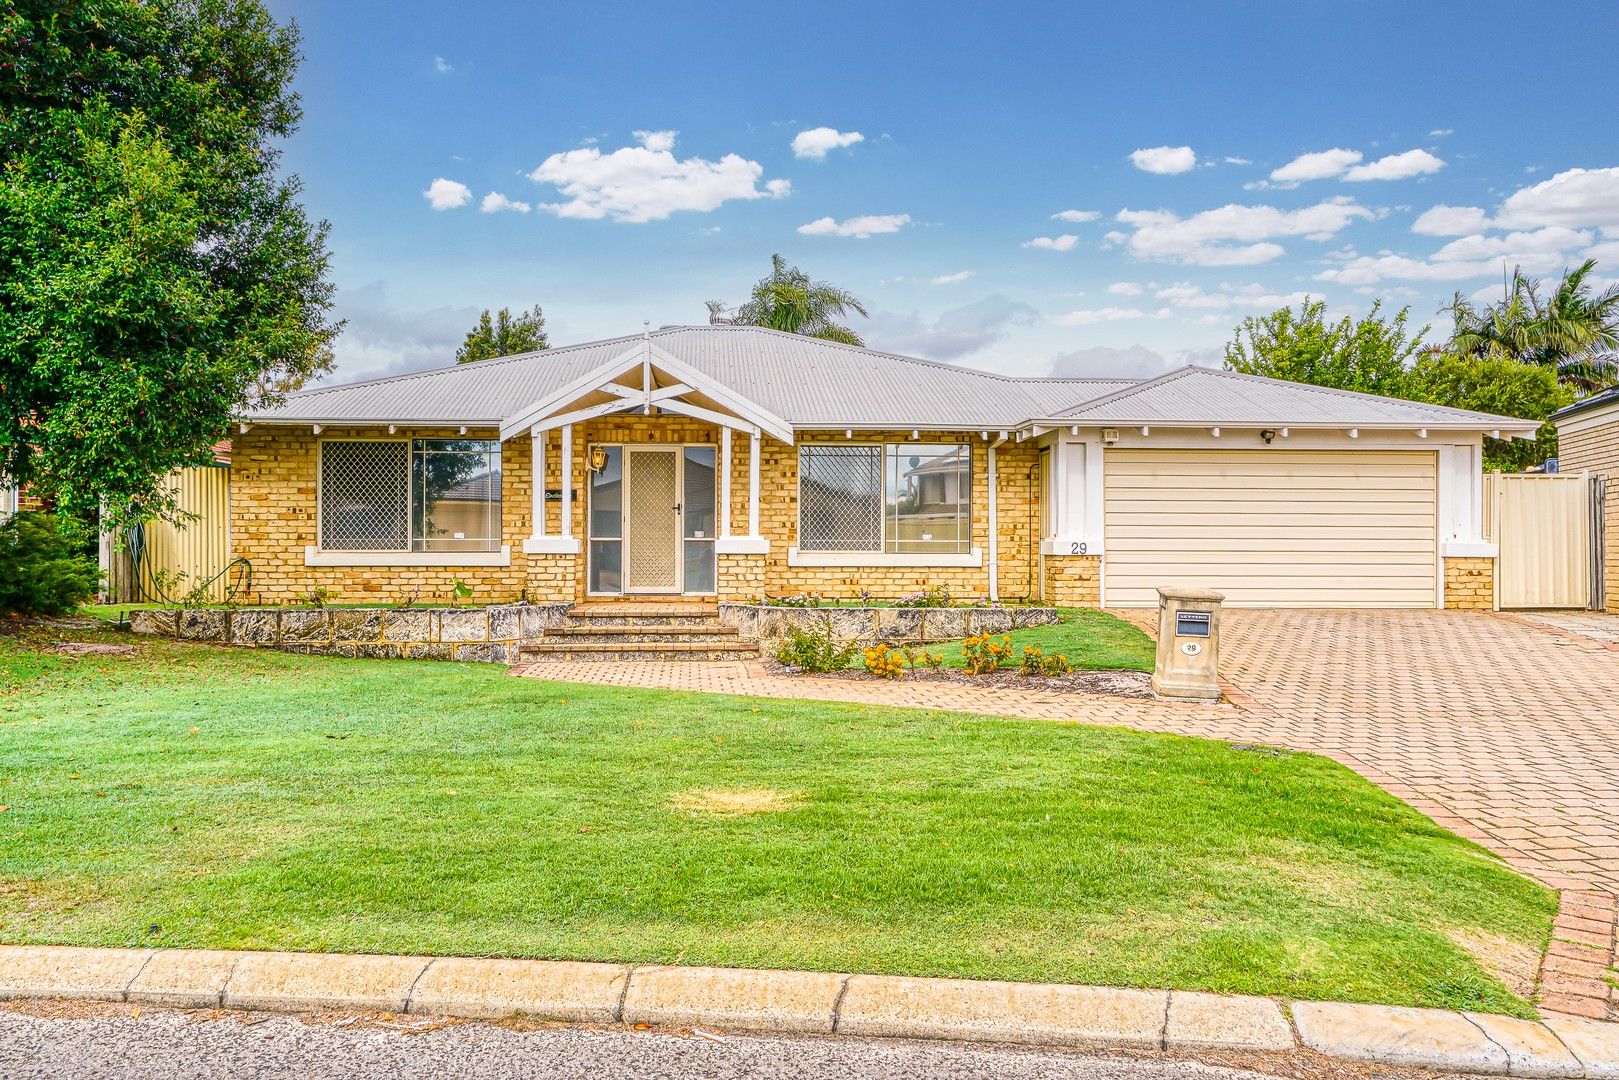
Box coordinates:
[720,427,733,539]
[531,429,546,538]
[748,430,761,537]
[560,424,574,540]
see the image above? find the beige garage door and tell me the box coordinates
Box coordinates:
[1103,449,1438,608]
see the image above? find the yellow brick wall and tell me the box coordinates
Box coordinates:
[231,421,1043,604]
[1557,417,1619,611]
[1443,556,1494,610]
[231,425,532,605]
[1042,554,1102,607]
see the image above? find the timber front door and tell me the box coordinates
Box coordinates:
[590,444,717,596]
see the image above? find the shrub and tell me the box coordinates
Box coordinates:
[774,622,858,673]
[0,512,100,616]
[894,584,952,608]
[863,643,906,679]
[1019,645,1071,678]
[961,632,1014,675]
[763,592,825,608]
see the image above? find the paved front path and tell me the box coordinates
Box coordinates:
[513,610,1619,898]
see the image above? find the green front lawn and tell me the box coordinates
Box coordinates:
[0,626,1552,1016]
[938,608,1155,671]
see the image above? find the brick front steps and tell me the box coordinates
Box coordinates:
[517,603,761,663]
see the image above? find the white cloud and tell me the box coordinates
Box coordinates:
[1052,306,1172,326]
[1051,209,1100,223]
[1495,167,1619,234]
[792,127,864,160]
[1152,281,1317,310]
[1316,226,1592,285]
[528,131,789,222]
[480,191,531,214]
[797,213,911,238]
[863,294,1039,360]
[1270,148,1363,183]
[1022,234,1079,252]
[1046,345,1194,379]
[326,281,478,381]
[423,177,471,210]
[1412,204,1491,236]
[631,129,677,152]
[1429,128,1454,137]
[1113,196,1374,266]
[1343,148,1445,182]
[1107,281,1145,296]
[1129,146,1197,174]
[930,270,975,285]
[432,56,453,74]
[1222,156,1252,165]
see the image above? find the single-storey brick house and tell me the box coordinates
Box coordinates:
[233,325,1538,609]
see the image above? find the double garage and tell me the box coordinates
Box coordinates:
[1101,448,1440,608]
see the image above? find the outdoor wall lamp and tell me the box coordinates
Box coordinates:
[1260,428,1277,444]
[589,445,610,472]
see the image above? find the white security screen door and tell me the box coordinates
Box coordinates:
[624,448,682,593]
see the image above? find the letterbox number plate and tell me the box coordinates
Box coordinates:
[1175,612,1211,638]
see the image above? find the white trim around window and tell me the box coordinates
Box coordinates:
[304,545,511,567]
[787,547,983,568]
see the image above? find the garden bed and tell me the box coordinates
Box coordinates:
[762,658,1154,697]
[719,602,1059,644]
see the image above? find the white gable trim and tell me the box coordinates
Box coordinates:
[498,341,794,443]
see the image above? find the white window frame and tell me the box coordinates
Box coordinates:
[306,437,511,567]
[792,442,978,565]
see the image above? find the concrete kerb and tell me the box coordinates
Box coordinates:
[3,944,1618,1074]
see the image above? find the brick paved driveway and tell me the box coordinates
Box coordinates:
[516,610,1619,896]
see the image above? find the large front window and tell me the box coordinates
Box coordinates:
[798,443,971,554]
[319,439,502,553]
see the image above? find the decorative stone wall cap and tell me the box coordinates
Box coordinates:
[1155,587,1226,603]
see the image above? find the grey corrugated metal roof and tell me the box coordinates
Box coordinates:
[246,325,1126,429]
[1047,366,1541,430]
[1552,384,1619,422]
[244,325,1535,433]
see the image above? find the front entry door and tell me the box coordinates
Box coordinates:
[624,447,681,593]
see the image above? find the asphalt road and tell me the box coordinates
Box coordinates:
[0,1006,1294,1080]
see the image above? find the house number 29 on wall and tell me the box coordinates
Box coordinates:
[1069,542,1087,555]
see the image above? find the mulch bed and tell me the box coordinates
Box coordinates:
[762,659,1153,699]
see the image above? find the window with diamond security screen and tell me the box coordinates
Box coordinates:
[318,439,503,553]
[798,445,882,551]
[320,441,410,551]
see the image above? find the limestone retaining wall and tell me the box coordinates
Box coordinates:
[127,603,571,663]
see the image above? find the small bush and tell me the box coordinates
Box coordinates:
[0,512,100,616]
[894,584,952,608]
[961,632,1014,675]
[1019,645,1071,677]
[763,592,825,608]
[774,622,858,673]
[863,643,906,679]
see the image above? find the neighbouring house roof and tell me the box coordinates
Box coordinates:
[242,324,1540,438]
[1044,366,1539,432]
[1552,384,1619,423]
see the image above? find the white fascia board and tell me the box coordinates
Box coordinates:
[640,343,795,444]
[499,345,649,440]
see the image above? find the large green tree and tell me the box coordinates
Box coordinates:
[0,0,339,529]
[456,304,549,363]
[730,254,869,346]
[1223,299,1425,396]
[1404,352,1572,471]
[1445,259,1619,392]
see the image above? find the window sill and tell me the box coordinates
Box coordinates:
[715,536,769,555]
[787,548,982,568]
[523,536,582,555]
[303,545,511,567]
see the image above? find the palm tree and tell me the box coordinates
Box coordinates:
[1446,259,1619,392]
[732,254,870,346]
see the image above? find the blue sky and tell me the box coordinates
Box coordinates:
[267,0,1619,384]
